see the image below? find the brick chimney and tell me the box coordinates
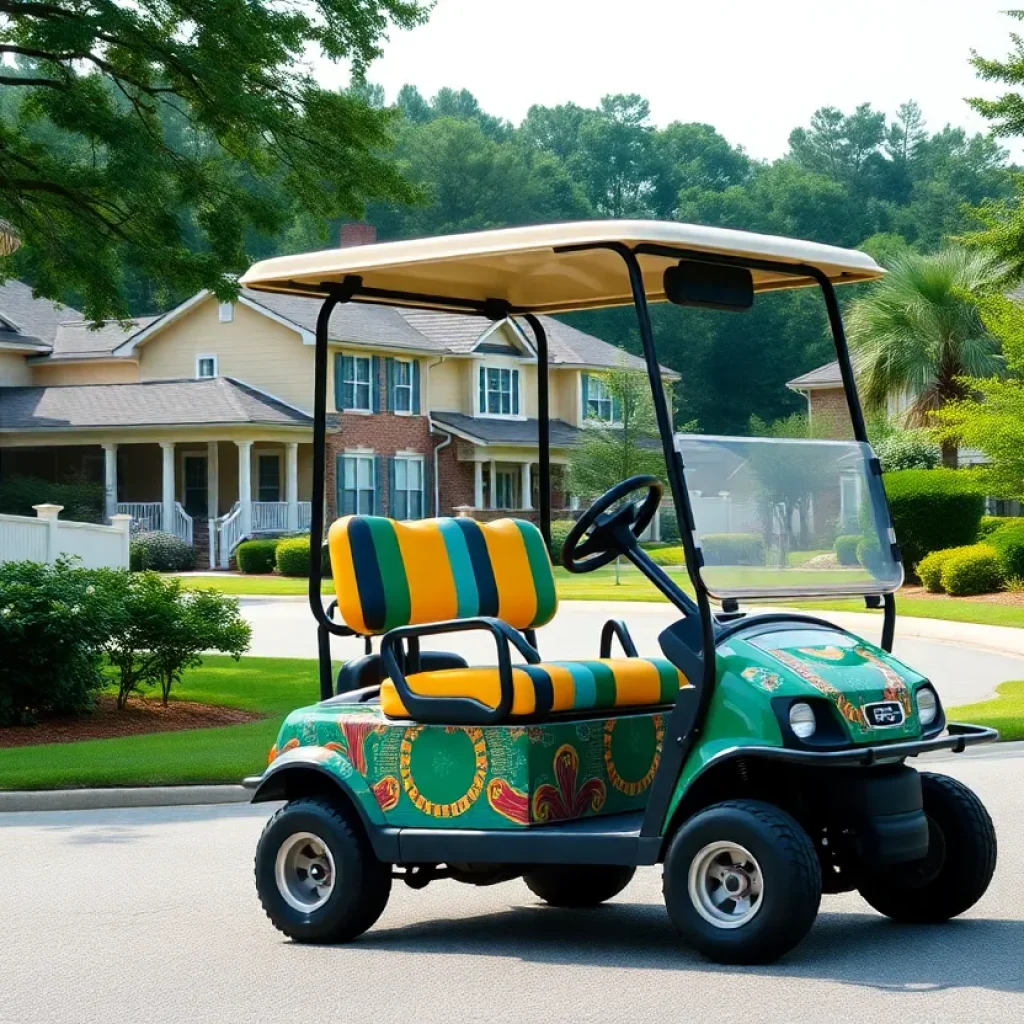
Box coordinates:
[339,222,377,248]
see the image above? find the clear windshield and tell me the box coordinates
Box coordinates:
[674,434,903,599]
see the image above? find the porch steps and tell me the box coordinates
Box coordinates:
[192,518,211,568]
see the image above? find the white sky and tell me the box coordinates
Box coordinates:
[315,0,1024,160]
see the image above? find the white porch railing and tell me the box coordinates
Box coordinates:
[117,502,162,532]
[251,500,312,533]
[216,502,243,569]
[174,502,193,547]
[214,500,313,567]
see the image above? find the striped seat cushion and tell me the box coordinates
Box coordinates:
[380,658,689,719]
[328,516,558,635]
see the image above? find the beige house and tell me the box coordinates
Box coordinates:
[1,274,675,565]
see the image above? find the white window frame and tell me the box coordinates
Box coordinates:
[477,364,521,419]
[196,354,218,379]
[839,473,862,530]
[584,374,620,425]
[393,358,414,416]
[256,452,282,503]
[339,353,373,413]
[341,452,375,515]
[218,302,234,323]
[392,454,424,520]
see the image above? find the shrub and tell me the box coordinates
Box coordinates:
[548,519,577,564]
[236,538,279,574]
[0,559,116,725]
[874,430,941,472]
[659,509,681,544]
[856,536,885,575]
[701,533,764,566]
[917,548,959,593]
[978,516,1013,540]
[834,534,862,566]
[987,520,1024,580]
[940,544,1004,597]
[647,545,684,567]
[0,474,104,523]
[129,531,194,571]
[884,469,985,568]
[274,535,332,577]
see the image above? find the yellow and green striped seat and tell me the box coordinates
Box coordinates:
[328,515,689,720]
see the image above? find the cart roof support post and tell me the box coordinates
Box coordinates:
[524,314,551,553]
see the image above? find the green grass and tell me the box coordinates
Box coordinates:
[0,656,325,791]
[949,681,1024,742]
[793,597,1024,629]
[183,574,329,596]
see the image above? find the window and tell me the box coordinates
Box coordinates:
[494,470,519,510]
[392,456,424,520]
[341,455,375,514]
[478,366,520,416]
[340,355,372,411]
[258,454,281,502]
[393,359,413,413]
[839,474,862,530]
[196,355,217,379]
[218,302,234,323]
[586,376,615,422]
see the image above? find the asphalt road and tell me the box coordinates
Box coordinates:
[2,751,1021,1024]
[241,598,1022,706]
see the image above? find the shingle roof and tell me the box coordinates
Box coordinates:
[431,412,581,447]
[0,377,311,430]
[0,279,82,347]
[42,316,158,360]
[787,360,842,389]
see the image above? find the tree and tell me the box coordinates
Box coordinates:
[845,247,1006,466]
[0,1,428,320]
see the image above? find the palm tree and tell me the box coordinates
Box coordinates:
[846,247,1005,467]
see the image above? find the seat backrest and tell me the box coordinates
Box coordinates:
[328,515,558,636]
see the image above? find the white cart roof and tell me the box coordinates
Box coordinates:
[240,220,884,315]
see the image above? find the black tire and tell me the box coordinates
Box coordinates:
[255,796,392,943]
[523,864,636,907]
[663,800,821,965]
[857,772,996,923]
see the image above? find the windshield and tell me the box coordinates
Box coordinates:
[674,434,903,600]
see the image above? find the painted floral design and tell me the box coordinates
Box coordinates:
[797,645,847,662]
[371,775,400,812]
[770,649,863,726]
[532,744,607,822]
[854,646,913,716]
[741,666,783,692]
[267,737,300,764]
[487,778,530,824]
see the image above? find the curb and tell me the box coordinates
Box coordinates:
[0,784,250,813]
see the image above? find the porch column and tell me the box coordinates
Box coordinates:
[237,440,253,538]
[102,443,117,523]
[207,441,219,569]
[489,460,497,510]
[285,442,299,532]
[520,462,532,510]
[473,460,484,508]
[160,442,175,534]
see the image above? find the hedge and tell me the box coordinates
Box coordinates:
[883,469,984,569]
[647,545,685,567]
[548,519,577,564]
[978,516,1014,540]
[0,474,104,523]
[275,535,332,577]
[834,534,861,566]
[236,538,279,574]
[129,531,194,571]
[659,509,681,545]
[917,548,959,593]
[986,521,1024,580]
[701,533,764,566]
[940,544,1004,597]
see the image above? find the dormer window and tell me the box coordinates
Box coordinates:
[478,366,520,417]
[196,355,218,378]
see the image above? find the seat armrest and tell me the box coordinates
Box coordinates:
[600,619,638,658]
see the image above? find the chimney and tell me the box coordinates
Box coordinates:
[339,222,377,248]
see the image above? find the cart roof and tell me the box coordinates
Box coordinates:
[240,220,884,315]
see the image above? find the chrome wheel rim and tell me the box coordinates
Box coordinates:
[688,841,764,929]
[274,832,336,913]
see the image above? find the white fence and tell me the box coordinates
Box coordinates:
[0,504,131,569]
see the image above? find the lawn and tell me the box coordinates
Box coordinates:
[0,656,323,791]
[948,681,1024,742]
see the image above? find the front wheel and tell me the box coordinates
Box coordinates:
[524,864,636,907]
[857,772,996,923]
[663,800,822,965]
[255,796,392,943]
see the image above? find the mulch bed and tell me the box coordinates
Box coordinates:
[900,585,1024,607]
[0,695,263,749]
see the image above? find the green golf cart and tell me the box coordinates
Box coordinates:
[240,221,997,964]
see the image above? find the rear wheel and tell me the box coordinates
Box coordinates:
[524,864,636,907]
[663,800,821,965]
[255,796,391,943]
[857,772,996,923]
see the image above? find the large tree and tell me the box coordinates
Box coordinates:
[0,1,427,319]
[845,247,1006,466]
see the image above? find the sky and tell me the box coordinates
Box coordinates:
[316,0,1024,159]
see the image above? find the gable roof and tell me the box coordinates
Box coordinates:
[0,377,311,431]
[0,279,82,348]
[36,317,159,362]
[787,360,842,390]
[431,412,581,447]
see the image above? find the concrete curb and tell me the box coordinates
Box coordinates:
[0,785,250,813]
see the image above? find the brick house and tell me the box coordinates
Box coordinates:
[1,245,676,566]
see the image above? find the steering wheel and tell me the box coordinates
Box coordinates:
[562,475,663,573]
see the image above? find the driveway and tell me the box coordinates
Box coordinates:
[1,751,1021,1024]
[240,598,1023,707]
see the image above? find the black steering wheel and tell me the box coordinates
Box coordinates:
[562,475,663,573]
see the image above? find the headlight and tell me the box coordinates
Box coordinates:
[789,702,817,739]
[917,686,939,727]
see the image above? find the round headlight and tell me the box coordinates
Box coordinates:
[917,686,939,727]
[789,702,817,739]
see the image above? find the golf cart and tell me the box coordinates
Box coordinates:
[240,221,998,964]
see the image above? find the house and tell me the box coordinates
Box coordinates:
[1,256,676,567]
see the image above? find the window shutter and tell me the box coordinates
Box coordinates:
[373,455,385,515]
[581,372,590,419]
[478,366,486,414]
[412,360,421,414]
[422,454,433,518]
[372,356,382,413]
[387,456,397,517]
[334,354,344,412]
[335,454,345,517]
[512,370,520,416]
[384,357,394,412]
